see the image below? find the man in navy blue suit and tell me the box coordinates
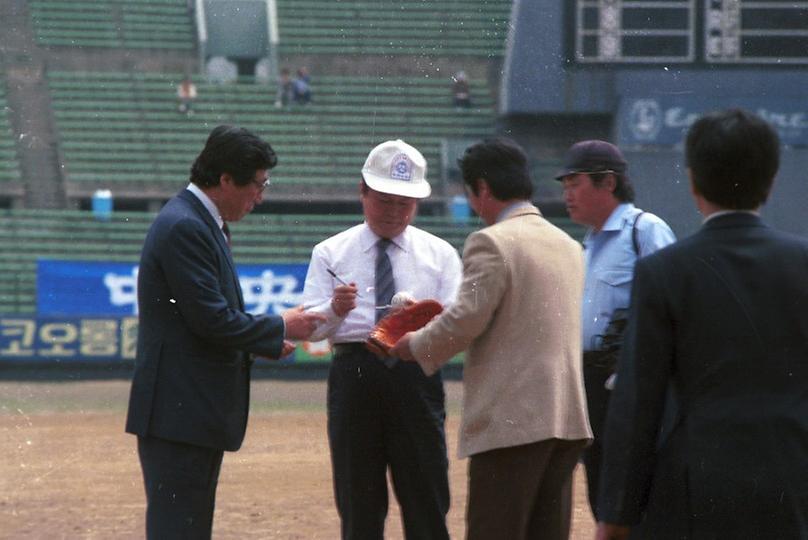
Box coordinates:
[126,125,324,539]
[596,109,808,539]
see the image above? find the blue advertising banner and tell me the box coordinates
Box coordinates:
[37,259,309,316]
[21,260,461,364]
[28,260,324,362]
[0,316,138,362]
[0,315,330,363]
[618,97,808,147]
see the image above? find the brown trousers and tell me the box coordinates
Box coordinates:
[466,438,585,540]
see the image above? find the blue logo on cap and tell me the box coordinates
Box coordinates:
[390,154,412,181]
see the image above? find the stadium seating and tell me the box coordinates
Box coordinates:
[0,84,22,183]
[7,0,537,325]
[47,71,496,195]
[28,0,511,55]
[28,0,194,49]
[276,0,512,56]
[0,209,582,314]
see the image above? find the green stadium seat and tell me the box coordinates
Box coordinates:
[29,0,194,50]
[47,71,497,193]
[275,0,511,57]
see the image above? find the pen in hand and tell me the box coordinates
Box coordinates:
[327,268,362,297]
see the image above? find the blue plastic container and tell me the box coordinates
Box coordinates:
[449,195,470,223]
[92,190,113,221]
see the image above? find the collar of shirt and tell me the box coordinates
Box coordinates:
[359,222,410,254]
[702,209,760,224]
[599,203,637,232]
[187,183,226,236]
[583,203,636,248]
[496,200,535,223]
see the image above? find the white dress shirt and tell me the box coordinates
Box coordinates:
[302,222,463,343]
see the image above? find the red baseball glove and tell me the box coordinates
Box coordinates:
[365,299,443,357]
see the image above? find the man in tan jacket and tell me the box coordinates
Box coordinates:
[391,138,592,540]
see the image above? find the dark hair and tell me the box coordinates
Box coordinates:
[590,171,635,203]
[459,138,533,201]
[685,109,779,209]
[190,125,277,188]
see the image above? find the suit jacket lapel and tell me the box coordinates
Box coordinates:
[178,190,245,309]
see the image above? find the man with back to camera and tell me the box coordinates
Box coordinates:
[555,140,675,520]
[125,125,324,539]
[301,139,463,539]
[596,109,808,539]
[390,138,592,540]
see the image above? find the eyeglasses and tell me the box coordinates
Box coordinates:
[252,176,271,192]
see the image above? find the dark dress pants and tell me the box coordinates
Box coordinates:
[137,435,224,540]
[466,438,585,540]
[327,344,450,540]
[583,361,612,521]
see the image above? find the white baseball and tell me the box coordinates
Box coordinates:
[391,291,416,307]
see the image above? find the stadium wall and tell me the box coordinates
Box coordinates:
[498,0,808,238]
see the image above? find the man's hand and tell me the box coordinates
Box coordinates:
[595,522,630,540]
[282,305,326,340]
[388,331,416,361]
[280,340,296,357]
[257,340,297,362]
[331,283,358,317]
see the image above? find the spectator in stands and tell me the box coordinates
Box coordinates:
[452,70,471,109]
[125,125,324,539]
[292,66,312,105]
[275,67,294,108]
[177,76,197,116]
[302,139,462,540]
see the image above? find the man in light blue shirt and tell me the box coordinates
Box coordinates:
[557,140,675,522]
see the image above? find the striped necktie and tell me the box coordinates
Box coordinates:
[375,238,395,322]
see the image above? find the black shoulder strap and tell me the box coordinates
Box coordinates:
[631,211,645,255]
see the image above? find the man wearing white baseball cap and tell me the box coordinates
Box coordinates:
[302,140,462,539]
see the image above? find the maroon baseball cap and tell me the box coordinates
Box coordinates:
[554,140,628,180]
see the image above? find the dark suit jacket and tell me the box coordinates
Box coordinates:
[598,213,808,539]
[126,189,285,451]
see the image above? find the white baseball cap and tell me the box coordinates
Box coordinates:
[361,139,431,199]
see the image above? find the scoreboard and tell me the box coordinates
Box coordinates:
[574,0,808,64]
[706,0,808,64]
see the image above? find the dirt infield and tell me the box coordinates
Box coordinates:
[0,379,596,539]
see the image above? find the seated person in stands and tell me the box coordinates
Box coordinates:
[452,71,471,110]
[292,67,312,105]
[177,76,197,116]
[276,68,294,108]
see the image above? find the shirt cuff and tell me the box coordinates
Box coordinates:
[305,300,346,342]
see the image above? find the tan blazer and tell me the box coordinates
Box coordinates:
[410,205,592,458]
